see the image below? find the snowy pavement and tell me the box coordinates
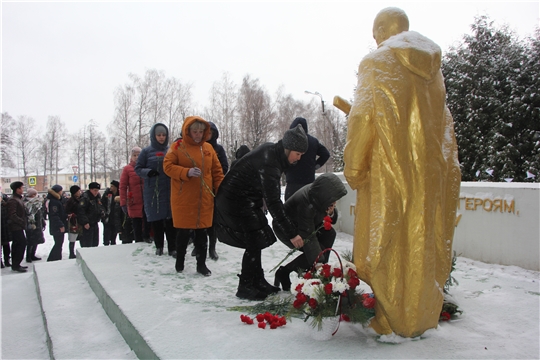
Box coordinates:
[1,228,539,359]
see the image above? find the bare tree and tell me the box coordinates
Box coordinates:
[205,72,238,158]
[237,75,276,150]
[1,112,16,172]
[164,77,193,141]
[14,116,40,184]
[147,69,168,125]
[110,83,137,164]
[45,116,66,186]
[130,72,152,147]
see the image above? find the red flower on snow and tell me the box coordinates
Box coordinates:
[440,312,451,321]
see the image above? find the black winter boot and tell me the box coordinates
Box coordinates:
[275,255,311,291]
[175,232,189,273]
[156,248,164,256]
[236,274,267,300]
[195,233,211,276]
[69,242,76,259]
[253,269,280,295]
[208,237,219,261]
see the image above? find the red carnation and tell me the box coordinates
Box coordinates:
[296,293,307,304]
[321,264,331,278]
[258,322,266,329]
[156,152,165,157]
[324,283,333,295]
[308,298,318,309]
[348,276,360,289]
[323,215,332,230]
[293,299,304,309]
[303,272,313,280]
[256,314,265,323]
[440,312,451,321]
[332,267,342,277]
[340,314,351,322]
[270,322,279,329]
[362,293,370,299]
[295,283,304,292]
[263,312,273,322]
[362,297,376,309]
[348,268,358,278]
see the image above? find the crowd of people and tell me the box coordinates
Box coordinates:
[1,116,343,301]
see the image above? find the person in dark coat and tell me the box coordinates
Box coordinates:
[273,173,347,291]
[214,124,308,300]
[24,188,45,262]
[229,145,250,170]
[6,181,28,272]
[284,117,330,201]
[135,123,176,256]
[191,121,229,261]
[66,185,82,258]
[1,189,13,268]
[101,180,120,246]
[46,185,68,262]
[78,182,105,248]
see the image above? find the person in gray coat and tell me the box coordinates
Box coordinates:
[273,173,347,291]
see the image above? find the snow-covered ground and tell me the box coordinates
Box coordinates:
[1,222,539,359]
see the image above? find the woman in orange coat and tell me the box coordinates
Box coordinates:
[163,116,224,276]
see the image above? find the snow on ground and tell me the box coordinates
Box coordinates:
[1,222,539,359]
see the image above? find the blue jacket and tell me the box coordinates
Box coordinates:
[135,123,172,222]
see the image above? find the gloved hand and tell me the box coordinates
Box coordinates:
[188,167,202,177]
[147,169,159,177]
[121,205,128,214]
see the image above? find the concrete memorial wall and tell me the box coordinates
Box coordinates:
[333,173,539,271]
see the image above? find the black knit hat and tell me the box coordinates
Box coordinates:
[110,180,119,188]
[89,182,101,190]
[282,124,308,153]
[70,185,81,196]
[10,181,24,191]
[51,184,63,193]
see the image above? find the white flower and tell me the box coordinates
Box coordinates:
[291,278,307,295]
[331,278,350,293]
[301,279,323,298]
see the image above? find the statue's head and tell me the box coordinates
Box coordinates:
[373,7,409,45]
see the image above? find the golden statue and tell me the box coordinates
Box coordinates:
[337,7,461,337]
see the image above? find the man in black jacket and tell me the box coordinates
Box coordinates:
[214,125,308,300]
[78,182,105,248]
[284,117,330,201]
[6,181,28,272]
[102,180,120,246]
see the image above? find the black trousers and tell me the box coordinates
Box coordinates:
[81,223,99,248]
[132,216,150,243]
[10,230,27,269]
[151,218,176,253]
[47,233,65,262]
[103,223,117,246]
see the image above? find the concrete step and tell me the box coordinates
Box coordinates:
[33,259,137,359]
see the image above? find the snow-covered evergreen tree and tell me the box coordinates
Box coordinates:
[442,16,539,182]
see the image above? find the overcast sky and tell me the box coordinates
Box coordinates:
[2,1,539,133]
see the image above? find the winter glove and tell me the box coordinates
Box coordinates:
[147,169,159,177]
[121,205,128,214]
[188,167,202,178]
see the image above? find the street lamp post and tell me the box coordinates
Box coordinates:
[305,90,341,150]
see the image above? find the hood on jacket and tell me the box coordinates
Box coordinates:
[290,117,308,134]
[47,188,61,200]
[235,145,250,160]
[308,173,347,211]
[149,122,169,151]
[208,122,219,146]
[181,116,211,147]
[384,30,441,81]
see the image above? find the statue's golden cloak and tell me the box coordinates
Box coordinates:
[343,31,461,337]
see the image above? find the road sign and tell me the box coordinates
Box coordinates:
[28,177,37,186]
[73,175,79,183]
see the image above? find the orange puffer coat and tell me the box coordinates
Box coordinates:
[163,116,224,229]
